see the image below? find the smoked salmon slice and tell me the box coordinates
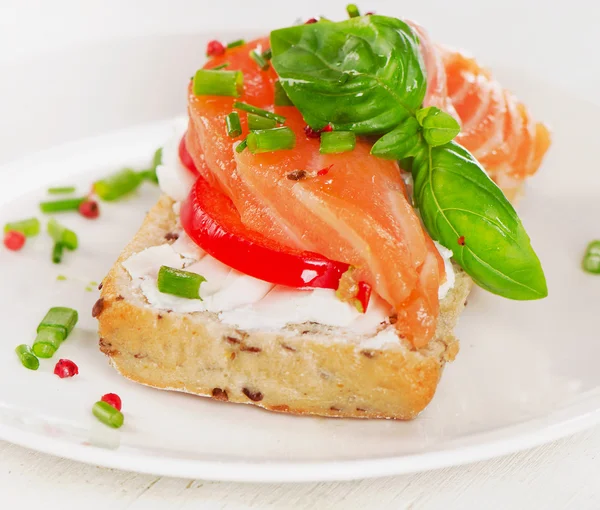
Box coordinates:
[186,38,445,347]
[435,47,551,182]
[409,21,459,122]
[411,27,550,196]
[184,24,551,347]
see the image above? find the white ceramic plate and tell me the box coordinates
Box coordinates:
[1,0,600,477]
[0,71,598,482]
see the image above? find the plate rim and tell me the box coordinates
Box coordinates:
[0,116,598,483]
[1,406,599,482]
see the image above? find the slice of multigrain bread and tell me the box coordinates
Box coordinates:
[95,194,473,420]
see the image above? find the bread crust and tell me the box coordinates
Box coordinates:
[97,195,472,420]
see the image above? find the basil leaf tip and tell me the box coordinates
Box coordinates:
[417,107,461,147]
[370,117,422,160]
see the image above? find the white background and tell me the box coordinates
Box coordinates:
[1,0,600,508]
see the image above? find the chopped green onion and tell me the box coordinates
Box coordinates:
[249,49,269,71]
[139,147,163,185]
[233,101,286,124]
[52,242,64,264]
[236,138,248,153]
[4,217,40,237]
[247,127,296,154]
[138,169,157,184]
[32,328,63,358]
[248,113,276,130]
[15,345,39,371]
[193,69,243,97]
[94,168,143,201]
[48,186,76,194]
[212,62,230,70]
[157,266,206,299]
[583,255,600,273]
[346,3,360,17]
[226,112,243,138]
[152,147,163,168]
[37,307,78,339]
[262,48,272,61]
[320,131,356,154]
[85,286,93,292]
[40,197,85,214]
[583,240,600,274]
[586,240,600,256]
[56,275,67,281]
[48,218,78,251]
[227,39,245,49]
[92,401,124,428]
[274,80,294,106]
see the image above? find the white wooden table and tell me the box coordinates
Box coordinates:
[2,1,599,507]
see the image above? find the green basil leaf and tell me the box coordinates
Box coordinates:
[415,106,436,126]
[420,108,460,147]
[271,15,426,134]
[370,117,422,159]
[412,141,547,300]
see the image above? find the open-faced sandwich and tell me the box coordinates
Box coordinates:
[95,8,550,420]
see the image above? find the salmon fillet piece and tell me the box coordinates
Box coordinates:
[186,38,444,347]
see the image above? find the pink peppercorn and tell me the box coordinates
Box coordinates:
[206,40,226,57]
[79,199,100,219]
[317,164,333,176]
[3,231,25,251]
[54,359,79,378]
[304,125,320,139]
[101,393,122,411]
[304,124,333,139]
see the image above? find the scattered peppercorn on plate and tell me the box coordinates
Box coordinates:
[0,8,599,481]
